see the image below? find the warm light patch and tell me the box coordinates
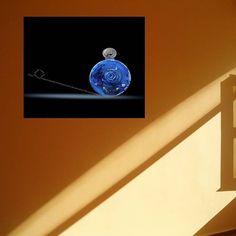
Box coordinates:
[60,114,236,236]
[8,68,236,236]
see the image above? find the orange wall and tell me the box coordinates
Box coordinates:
[1,0,236,235]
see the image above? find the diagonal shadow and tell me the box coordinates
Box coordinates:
[48,105,221,236]
[210,229,236,236]
[193,75,236,236]
[9,70,236,236]
[194,199,236,236]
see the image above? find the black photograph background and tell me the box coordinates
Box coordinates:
[24,17,145,118]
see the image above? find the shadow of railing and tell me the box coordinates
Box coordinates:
[49,105,221,235]
[220,75,236,190]
[8,71,236,236]
[194,198,236,235]
[50,75,236,236]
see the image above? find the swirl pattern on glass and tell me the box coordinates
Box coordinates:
[89,59,131,96]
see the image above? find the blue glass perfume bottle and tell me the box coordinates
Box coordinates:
[89,48,131,96]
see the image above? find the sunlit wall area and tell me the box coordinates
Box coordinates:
[8,68,236,236]
[60,114,236,236]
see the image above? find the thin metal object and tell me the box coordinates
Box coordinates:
[27,71,97,95]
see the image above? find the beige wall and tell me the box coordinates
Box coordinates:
[60,114,236,236]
